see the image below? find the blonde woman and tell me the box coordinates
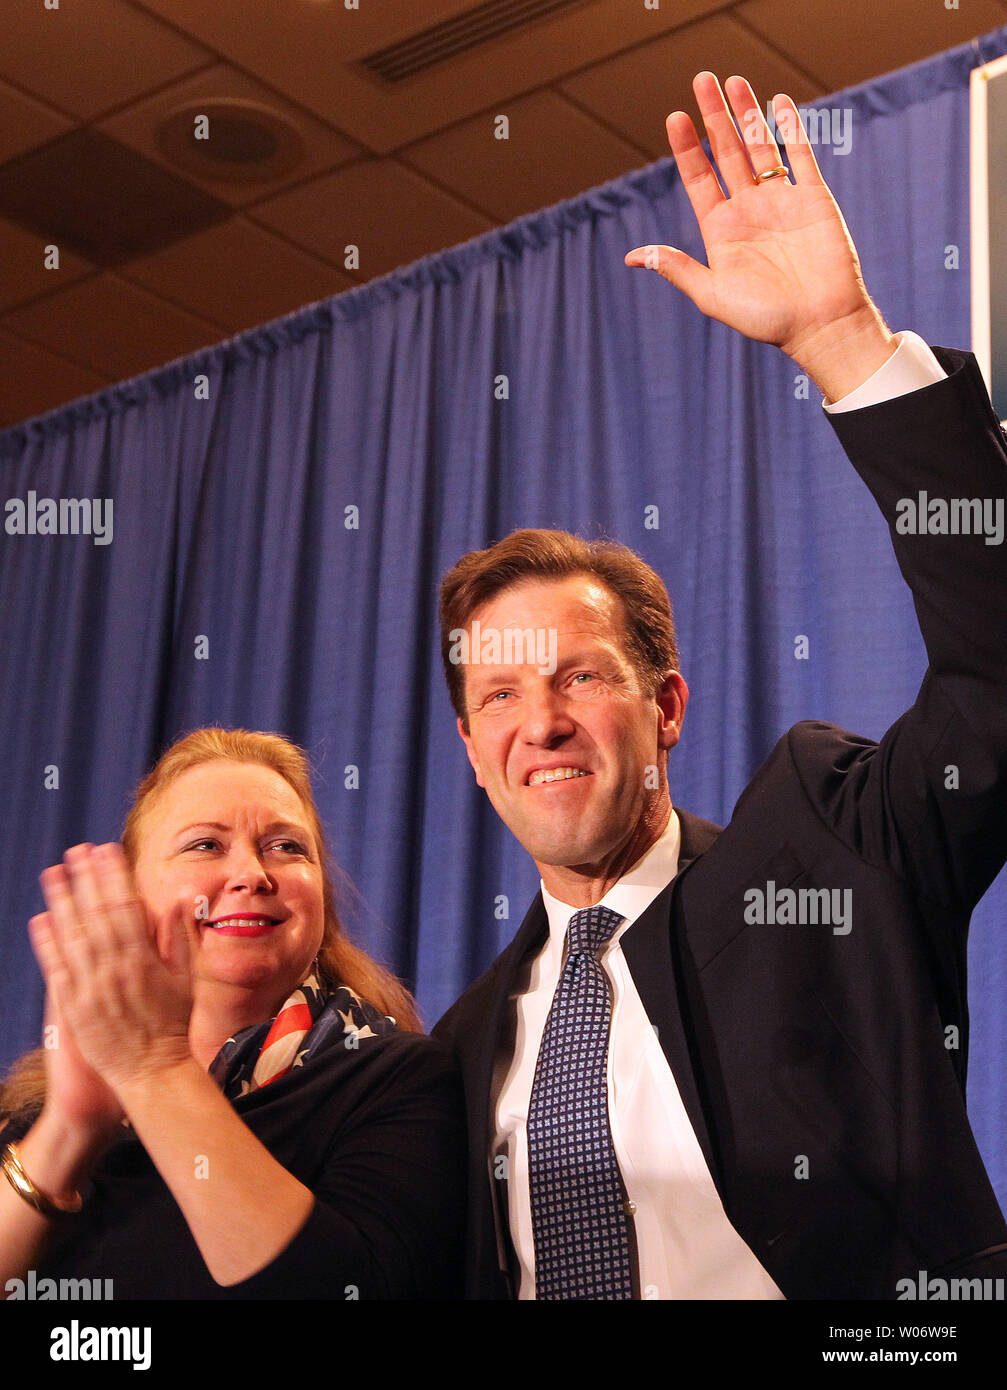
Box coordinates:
[1,729,465,1298]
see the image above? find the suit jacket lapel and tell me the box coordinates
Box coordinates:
[464,894,549,1297]
[620,808,723,1188]
[471,895,548,1124]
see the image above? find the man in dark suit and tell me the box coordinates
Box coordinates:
[433,72,1007,1298]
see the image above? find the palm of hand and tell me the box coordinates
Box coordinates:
[694,180,867,351]
[44,1006,125,1131]
[32,844,195,1109]
[63,932,194,1093]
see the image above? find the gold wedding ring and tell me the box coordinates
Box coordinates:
[754,166,789,183]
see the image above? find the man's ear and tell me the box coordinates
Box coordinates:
[457,716,486,788]
[656,671,689,750]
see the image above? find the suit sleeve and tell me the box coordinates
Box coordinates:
[806,347,1007,916]
[431,999,460,1051]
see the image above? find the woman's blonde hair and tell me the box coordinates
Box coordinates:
[1,727,421,1122]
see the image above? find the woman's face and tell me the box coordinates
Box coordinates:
[132,759,326,1019]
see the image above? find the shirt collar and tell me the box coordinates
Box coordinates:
[540,808,682,952]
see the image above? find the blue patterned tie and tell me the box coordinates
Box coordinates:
[527,904,634,1300]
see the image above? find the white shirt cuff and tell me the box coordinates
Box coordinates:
[823,331,947,414]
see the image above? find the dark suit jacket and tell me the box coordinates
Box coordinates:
[434,347,1007,1300]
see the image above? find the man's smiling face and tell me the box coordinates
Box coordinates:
[457,574,686,892]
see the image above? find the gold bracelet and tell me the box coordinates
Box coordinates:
[1,1142,83,1216]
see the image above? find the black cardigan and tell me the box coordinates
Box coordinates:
[4,1030,467,1299]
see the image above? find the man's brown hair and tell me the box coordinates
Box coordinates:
[439,528,679,729]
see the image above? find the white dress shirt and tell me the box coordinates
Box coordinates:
[822,330,946,413]
[493,332,949,1299]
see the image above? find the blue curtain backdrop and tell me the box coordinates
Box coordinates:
[2,32,1006,1210]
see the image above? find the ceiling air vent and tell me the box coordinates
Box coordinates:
[155,100,304,185]
[360,0,589,83]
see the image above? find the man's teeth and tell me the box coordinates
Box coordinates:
[207,917,274,928]
[528,768,590,786]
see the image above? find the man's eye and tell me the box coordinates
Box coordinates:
[488,691,513,702]
[571,672,596,685]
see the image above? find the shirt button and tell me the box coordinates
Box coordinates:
[624,1201,637,1217]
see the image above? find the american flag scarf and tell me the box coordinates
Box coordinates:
[209,972,398,1100]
